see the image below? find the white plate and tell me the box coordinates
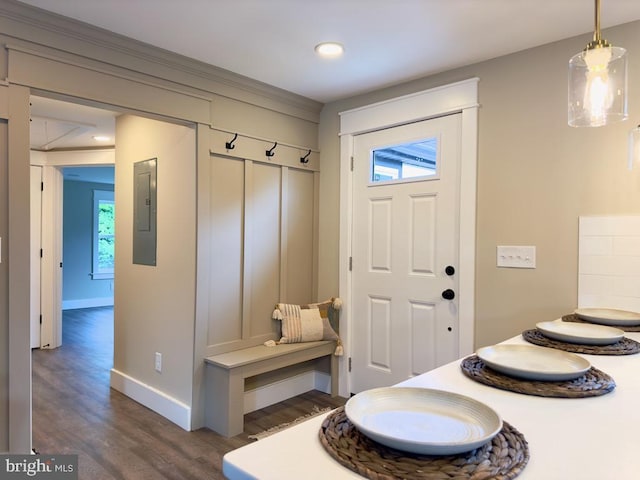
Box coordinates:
[345,387,502,455]
[574,308,640,326]
[536,319,624,345]
[476,344,591,381]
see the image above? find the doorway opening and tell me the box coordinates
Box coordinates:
[62,165,115,311]
[30,94,118,350]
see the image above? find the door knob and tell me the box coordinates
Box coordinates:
[445,265,455,276]
[442,289,455,300]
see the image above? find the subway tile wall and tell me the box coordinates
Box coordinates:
[578,216,640,312]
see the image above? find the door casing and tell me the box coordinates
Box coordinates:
[338,78,479,397]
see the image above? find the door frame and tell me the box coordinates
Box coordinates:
[31,149,115,350]
[338,78,479,396]
[7,83,32,453]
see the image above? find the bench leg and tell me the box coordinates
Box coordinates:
[330,353,339,397]
[206,367,245,437]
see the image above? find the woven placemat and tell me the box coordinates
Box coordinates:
[460,355,615,398]
[318,406,529,480]
[563,313,640,332]
[522,329,640,355]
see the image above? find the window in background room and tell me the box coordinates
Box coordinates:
[92,189,115,279]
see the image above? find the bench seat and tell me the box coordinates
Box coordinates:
[204,340,338,437]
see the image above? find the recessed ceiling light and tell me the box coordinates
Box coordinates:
[92,135,111,142]
[315,42,344,58]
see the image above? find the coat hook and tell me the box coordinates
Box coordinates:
[225,133,238,150]
[266,142,277,158]
[300,149,311,164]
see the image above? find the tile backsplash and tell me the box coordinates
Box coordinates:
[578,216,640,312]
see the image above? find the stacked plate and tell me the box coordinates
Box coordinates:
[344,387,502,455]
[475,344,591,381]
[574,308,640,327]
[536,319,624,345]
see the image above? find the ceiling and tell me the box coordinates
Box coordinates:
[22,0,640,156]
[30,96,118,183]
[30,96,118,151]
[17,0,640,103]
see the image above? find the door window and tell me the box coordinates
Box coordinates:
[371,137,438,184]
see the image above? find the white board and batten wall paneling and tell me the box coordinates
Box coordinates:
[578,215,640,312]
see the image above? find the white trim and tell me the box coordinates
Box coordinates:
[340,79,480,136]
[90,272,114,280]
[458,106,479,356]
[243,371,331,414]
[92,189,115,278]
[31,151,115,351]
[30,149,115,167]
[110,369,192,431]
[339,78,479,397]
[62,297,114,310]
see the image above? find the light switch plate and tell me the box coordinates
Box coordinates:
[497,245,536,269]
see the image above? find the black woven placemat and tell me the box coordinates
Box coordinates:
[319,406,529,480]
[460,355,615,398]
[522,329,640,355]
[563,313,640,332]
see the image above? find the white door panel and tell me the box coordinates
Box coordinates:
[351,114,461,393]
[30,165,42,349]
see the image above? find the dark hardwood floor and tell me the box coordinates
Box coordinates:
[32,307,346,479]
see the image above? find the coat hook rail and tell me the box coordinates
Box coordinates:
[300,149,311,164]
[225,133,238,150]
[212,127,319,157]
[266,142,277,158]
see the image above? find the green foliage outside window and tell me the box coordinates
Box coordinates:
[98,201,115,271]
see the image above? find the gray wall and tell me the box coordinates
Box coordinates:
[3,0,640,444]
[318,20,640,348]
[0,0,323,436]
[62,180,114,306]
[113,114,196,408]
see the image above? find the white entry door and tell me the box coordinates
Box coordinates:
[351,113,462,393]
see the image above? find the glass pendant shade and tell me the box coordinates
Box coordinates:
[628,125,640,170]
[568,45,628,127]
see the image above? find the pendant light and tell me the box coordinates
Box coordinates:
[628,125,640,170]
[568,0,627,127]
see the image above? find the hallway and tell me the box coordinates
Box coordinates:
[32,307,344,479]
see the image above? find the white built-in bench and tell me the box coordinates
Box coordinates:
[204,340,338,437]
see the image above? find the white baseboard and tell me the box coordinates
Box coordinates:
[243,371,332,414]
[110,369,191,431]
[62,297,114,310]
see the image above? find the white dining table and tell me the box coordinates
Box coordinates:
[223,329,640,480]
